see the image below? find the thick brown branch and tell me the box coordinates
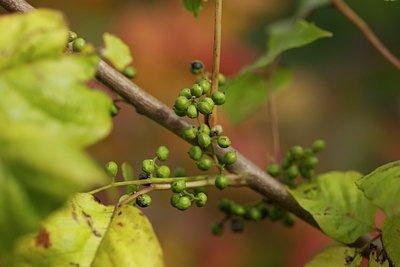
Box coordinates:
[332,0,400,71]
[0,0,381,255]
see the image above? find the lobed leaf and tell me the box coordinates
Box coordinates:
[289,171,376,244]
[102,33,133,71]
[381,216,400,266]
[305,246,361,267]
[356,160,400,218]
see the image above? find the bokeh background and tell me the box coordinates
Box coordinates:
[2,0,399,266]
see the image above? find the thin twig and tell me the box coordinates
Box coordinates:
[331,0,400,71]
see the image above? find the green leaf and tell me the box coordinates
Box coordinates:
[102,33,133,71]
[305,246,361,267]
[15,193,164,267]
[356,160,400,218]
[182,0,203,18]
[288,171,376,244]
[296,0,331,18]
[381,216,400,266]
[246,20,332,71]
[222,67,290,125]
[121,161,134,181]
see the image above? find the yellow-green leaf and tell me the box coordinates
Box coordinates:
[381,215,400,266]
[305,246,362,267]
[102,33,133,71]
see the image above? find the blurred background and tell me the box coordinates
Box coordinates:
[2,0,399,266]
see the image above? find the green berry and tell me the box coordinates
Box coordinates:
[171,180,186,193]
[202,97,215,110]
[281,157,292,170]
[199,79,211,94]
[198,124,210,135]
[190,60,204,74]
[110,103,120,117]
[215,175,228,190]
[190,84,203,98]
[186,105,198,118]
[312,139,326,153]
[223,151,237,165]
[286,165,299,179]
[195,192,207,207]
[104,161,118,178]
[231,204,246,216]
[289,146,304,160]
[267,163,281,177]
[173,167,186,177]
[300,167,314,179]
[72,37,86,52]
[156,146,169,161]
[142,159,155,174]
[197,133,211,147]
[304,148,313,156]
[211,91,226,105]
[123,66,137,78]
[182,127,197,141]
[218,73,226,86]
[268,206,285,221]
[188,146,203,160]
[230,219,244,232]
[282,214,295,227]
[283,173,296,187]
[176,196,191,210]
[197,158,212,171]
[175,96,189,111]
[248,207,262,222]
[170,193,181,208]
[68,31,77,42]
[258,206,269,219]
[197,101,212,115]
[217,198,232,213]
[301,156,319,169]
[136,194,152,208]
[174,107,186,117]
[217,136,231,148]
[211,125,223,136]
[179,88,192,99]
[211,222,224,235]
[194,186,207,195]
[156,165,170,178]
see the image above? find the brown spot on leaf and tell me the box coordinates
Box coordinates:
[118,211,122,216]
[138,212,144,216]
[69,263,80,267]
[346,213,354,218]
[81,211,90,218]
[117,222,124,227]
[35,227,51,248]
[72,211,78,222]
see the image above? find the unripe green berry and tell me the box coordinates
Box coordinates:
[301,156,319,169]
[218,73,226,86]
[248,207,262,222]
[215,175,228,190]
[289,146,304,160]
[186,104,198,119]
[110,103,120,117]
[211,125,223,136]
[188,146,203,160]
[283,173,296,187]
[230,219,244,232]
[211,91,226,105]
[190,60,204,74]
[268,206,285,221]
[175,96,189,111]
[190,84,203,98]
[199,79,211,94]
[211,222,224,235]
[312,139,326,153]
[217,198,232,213]
[182,127,197,141]
[156,165,170,178]
[282,214,295,227]
[170,193,181,208]
[217,136,231,148]
[258,206,269,219]
[197,133,211,148]
[142,159,155,174]
[173,167,186,177]
[197,101,212,115]
[123,66,137,79]
[223,151,237,165]
[195,192,207,207]
[174,107,186,117]
[198,124,210,135]
[104,161,118,178]
[286,165,299,179]
[197,158,212,171]
[68,31,78,42]
[176,196,191,210]
[231,204,246,216]
[156,146,169,161]
[136,194,152,208]
[179,88,192,99]
[202,97,215,110]
[72,38,86,52]
[300,167,314,179]
[194,186,207,195]
[304,148,313,157]
[281,157,292,170]
[171,179,186,193]
[267,163,281,177]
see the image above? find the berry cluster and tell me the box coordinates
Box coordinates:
[170,185,208,211]
[211,198,295,235]
[266,139,326,186]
